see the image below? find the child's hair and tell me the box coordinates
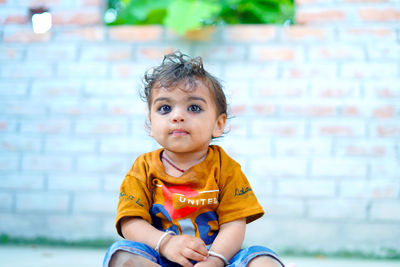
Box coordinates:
[142,51,227,117]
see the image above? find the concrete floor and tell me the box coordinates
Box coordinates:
[0,245,399,267]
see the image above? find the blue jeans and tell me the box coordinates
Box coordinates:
[103,240,285,267]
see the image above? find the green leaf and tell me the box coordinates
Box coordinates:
[164,0,221,35]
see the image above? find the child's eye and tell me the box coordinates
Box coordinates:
[188,104,202,113]
[157,105,171,114]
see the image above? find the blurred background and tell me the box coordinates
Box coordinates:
[0,0,399,260]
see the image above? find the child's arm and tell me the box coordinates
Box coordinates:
[120,217,208,267]
[195,218,246,267]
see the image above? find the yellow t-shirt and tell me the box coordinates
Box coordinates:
[116,145,264,245]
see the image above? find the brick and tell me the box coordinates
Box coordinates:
[0,173,44,190]
[250,158,308,177]
[48,99,103,116]
[20,118,71,134]
[311,158,367,177]
[282,63,337,79]
[216,137,272,158]
[54,26,105,42]
[296,7,347,24]
[0,154,18,171]
[250,45,304,62]
[0,134,42,152]
[223,80,252,100]
[370,201,400,221]
[371,121,400,137]
[0,100,47,115]
[136,45,188,61]
[310,80,360,98]
[108,26,163,42]
[259,198,305,217]
[253,80,308,98]
[18,0,72,8]
[309,44,365,61]
[57,62,107,78]
[252,119,306,137]
[0,119,17,133]
[105,99,147,116]
[73,192,117,213]
[372,105,397,118]
[358,7,400,22]
[282,26,334,42]
[46,215,102,240]
[335,139,396,157]
[84,79,137,97]
[45,136,96,153]
[341,63,398,79]
[103,174,125,192]
[100,137,153,154]
[340,179,399,198]
[280,104,337,117]
[75,118,128,135]
[0,213,47,238]
[338,27,397,42]
[370,160,400,179]
[76,155,130,174]
[0,192,13,210]
[365,80,400,98]
[277,179,336,197]
[311,120,366,137]
[194,45,246,62]
[2,26,51,43]
[367,43,400,60]
[110,63,149,79]
[308,199,368,219]
[80,45,133,61]
[222,25,277,42]
[23,154,73,171]
[0,8,28,24]
[31,80,82,97]
[48,174,100,191]
[0,81,28,96]
[248,103,276,116]
[26,44,77,60]
[224,63,278,80]
[16,192,70,212]
[223,119,247,137]
[275,139,332,156]
[0,44,25,60]
[1,62,53,78]
[52,8,101,25]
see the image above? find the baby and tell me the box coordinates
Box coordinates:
[103,51,284,267]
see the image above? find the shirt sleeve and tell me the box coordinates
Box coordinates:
[216,158,264,225]
[115,158,153,238]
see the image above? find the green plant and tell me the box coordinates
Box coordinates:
[104,0,295,35]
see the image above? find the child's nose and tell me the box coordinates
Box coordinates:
[171,108,185,122]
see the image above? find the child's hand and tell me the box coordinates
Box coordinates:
[194,256,225,267]
[160,234,208,267]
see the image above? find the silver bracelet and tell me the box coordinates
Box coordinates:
[208,251,229,266]
[155,230,175,254]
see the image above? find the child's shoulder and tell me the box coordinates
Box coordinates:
[209,145,240,168]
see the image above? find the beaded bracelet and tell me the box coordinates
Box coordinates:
[155,230,175,254]
[208,251,229,266]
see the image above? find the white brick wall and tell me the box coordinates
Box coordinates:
[0,0,399,257]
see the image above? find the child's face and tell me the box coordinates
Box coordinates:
[149,80,226,154]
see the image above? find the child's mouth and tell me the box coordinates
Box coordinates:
[170,129,189,136]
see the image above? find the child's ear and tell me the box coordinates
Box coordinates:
[212,114,226,138]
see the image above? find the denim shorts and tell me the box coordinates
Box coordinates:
[103,240,285,267]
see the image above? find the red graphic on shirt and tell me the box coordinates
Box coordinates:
[162,185,198,220]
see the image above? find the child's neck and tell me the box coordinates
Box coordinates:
[162,149,208,177]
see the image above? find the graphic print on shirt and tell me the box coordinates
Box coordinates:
[150,183,220,245]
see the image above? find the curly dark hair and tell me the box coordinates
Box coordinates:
[142,51,227,117]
